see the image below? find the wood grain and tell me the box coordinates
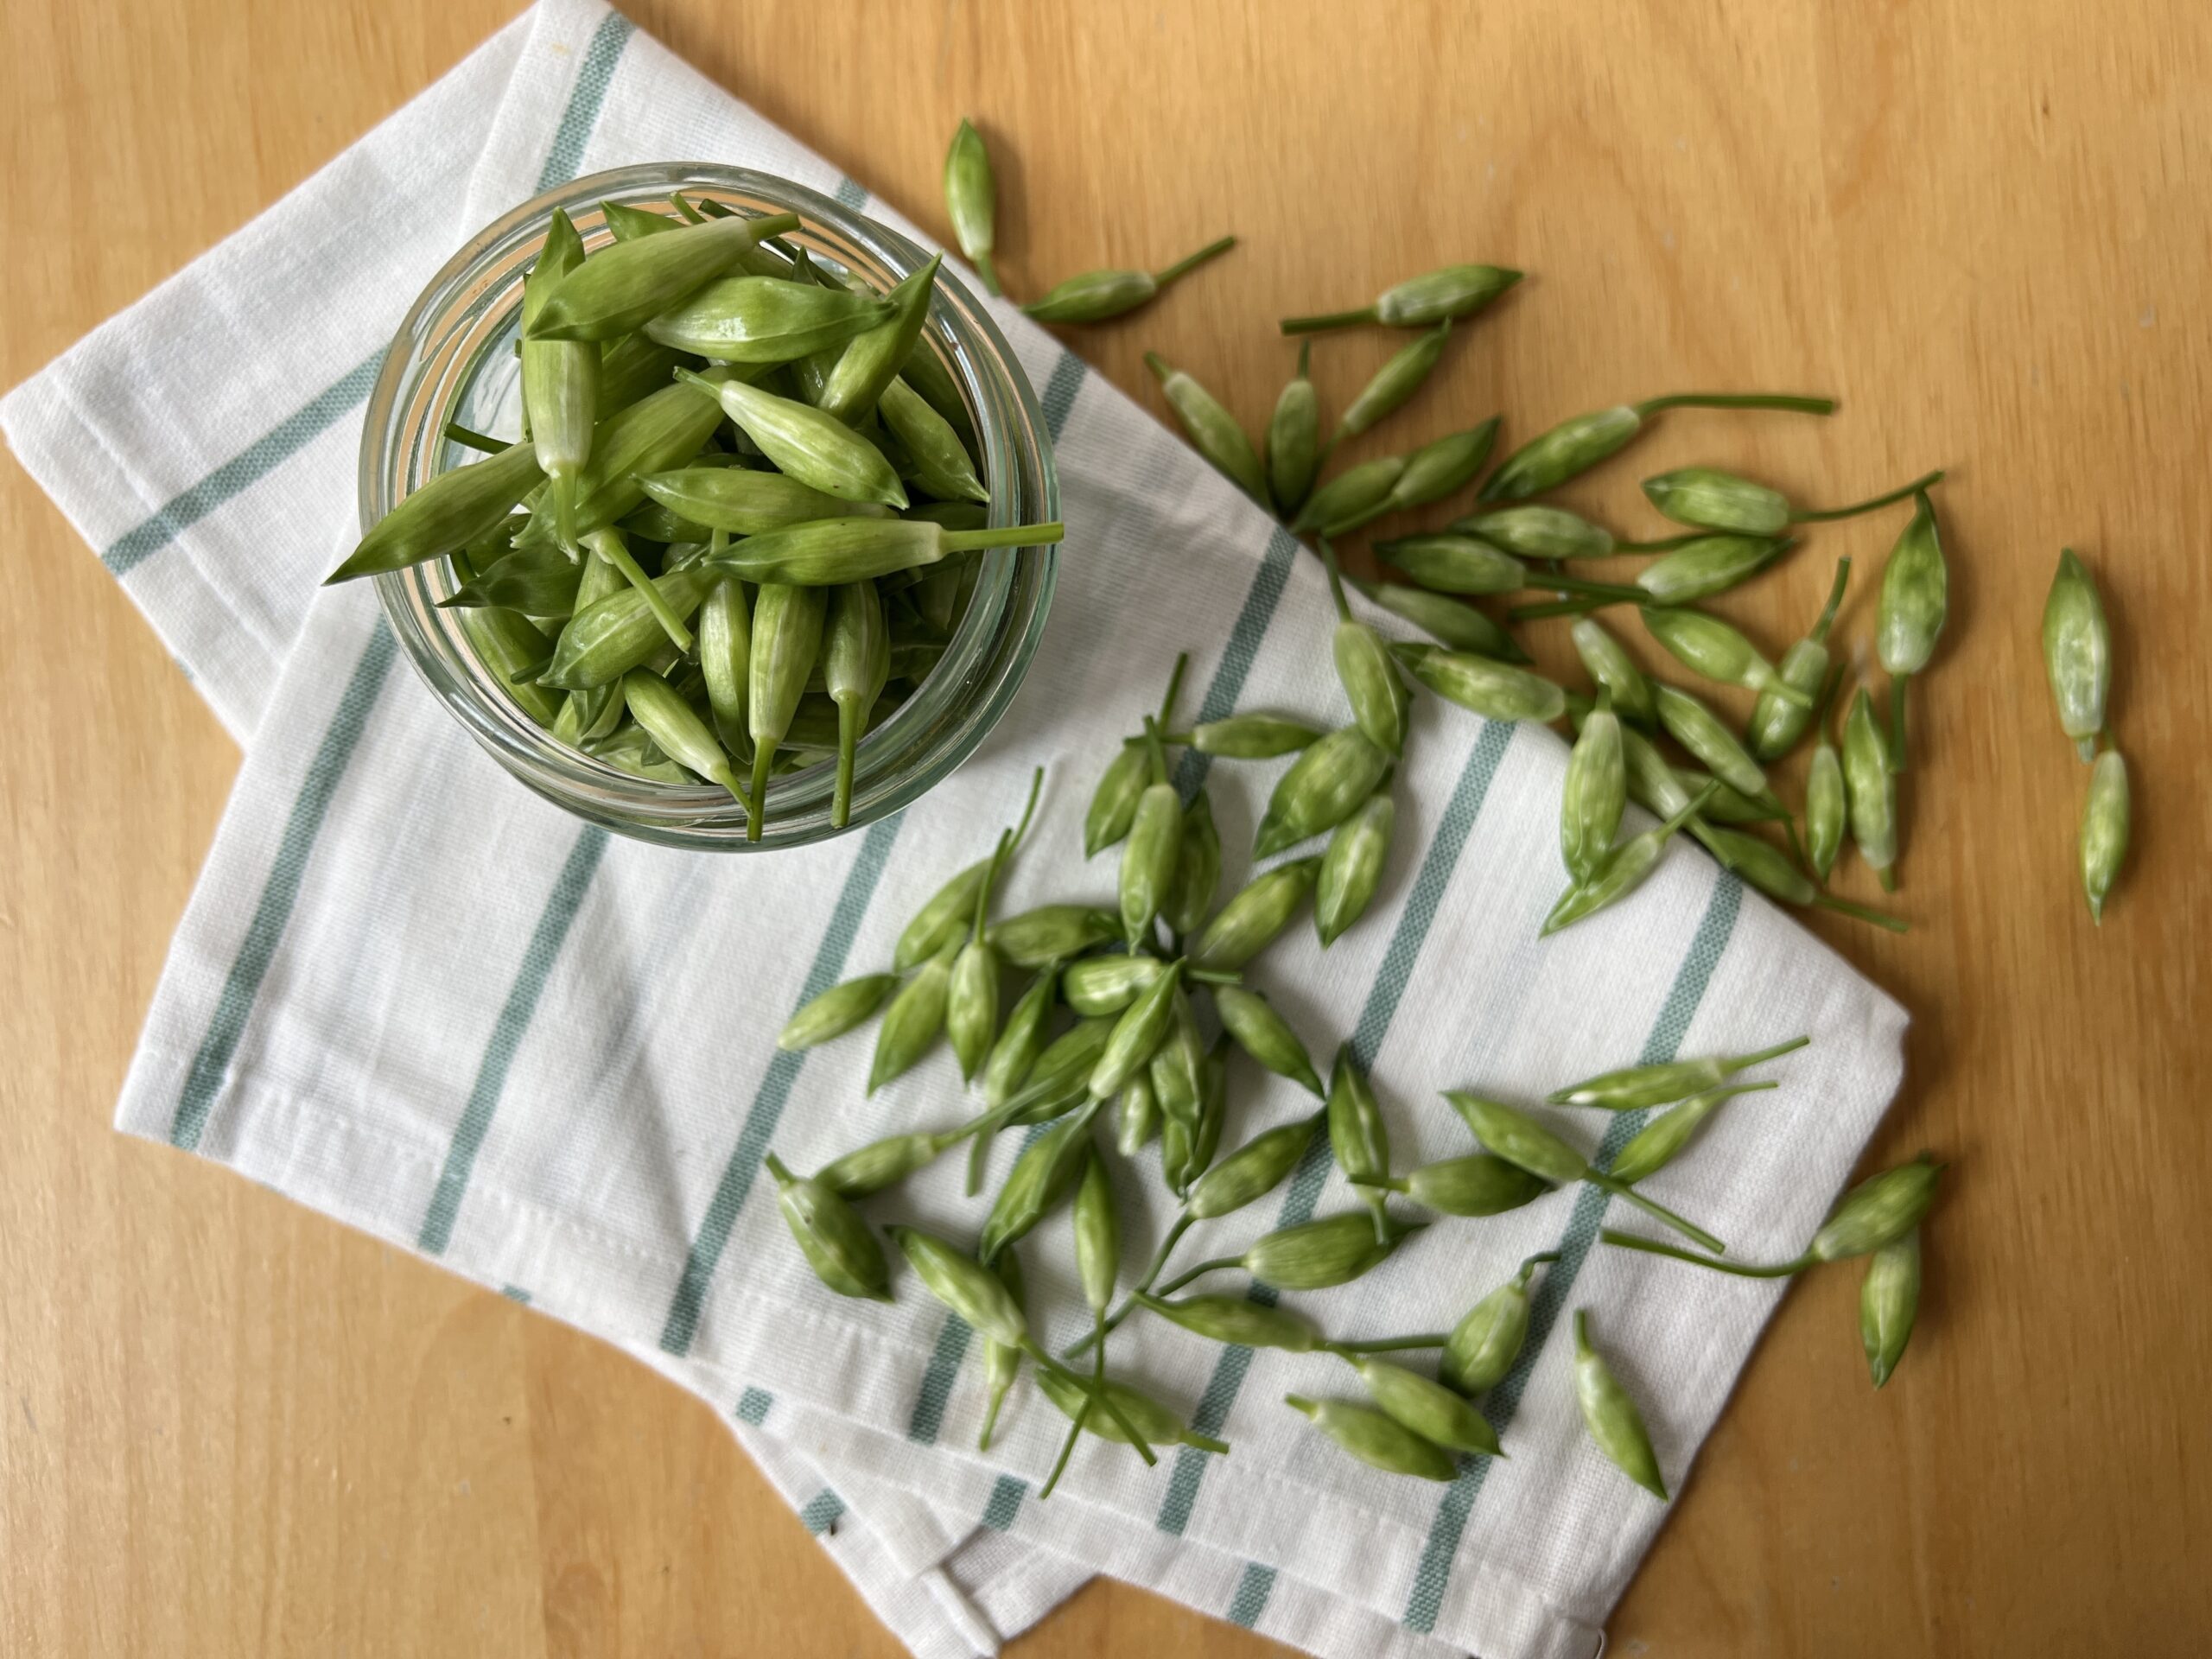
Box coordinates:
[3,1,2208,1654]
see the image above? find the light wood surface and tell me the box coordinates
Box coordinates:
[3,2,2208,1654]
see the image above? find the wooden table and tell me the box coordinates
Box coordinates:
[3,1,2207,1653]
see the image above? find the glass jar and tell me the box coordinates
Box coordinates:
[360,163,1058,851]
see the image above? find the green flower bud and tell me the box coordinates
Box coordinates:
[1316,791,1394,948]
[1188,858,1321,970]
[2081,747,2130,923]
[1573,1311,1667,1498]
[890,1224,1027,1347]
[1344,1355,1503,1457]
[1023,236,1236,324]
[1280,264,1522,334]
[1213,984,1325,1096]
[1606,1083,1777,1186]
[1293,455,1408,536]
[1654,682,1770,800]
[1440,1254,1555,1395]
[1145,352,1268,505]
[1185,1112,1323,1219]
[1088,961,1185,1101]
[868,941,957,1093]
[1374,531,1527,595]
[1398,1154,1550,1217]
[1084,741,1152,858]
[778,972,899,1051]
[1392,643,1565,723]
[1860,1229,1923,1389]
[1548,1036,1808,1110]
[1266,341,1321,514]
[1842,688,1898,885]
[1352,579,1530,663]
[988,905,1119,968]
[1570,617,1656,727]
[1255,728,1391,858]
[529,211,800,341]
[643,274,894,363]
[978,1102,1102,1263]
[1454,505,1615,560]
[1875,493,1948,676]
[1284,1394,1456,1481]
[814,1127,963,1199]
[1163,790,1223,937]
[1063,953,1169,1017]
[1139,1292,1322,1351]
[1243,1211,1413,1290]
[1332,322,1452,444]
[766,1154,891,1301]
[1810,1156,1944,1262]
[2043,548,2111,760]
[1072,1149,1121,1315]
[943,120,1001,296]
[1641,606,1811,707]
[1561,690,1626,882]
[1642,467,1790,535]
[1172,714,1322,758]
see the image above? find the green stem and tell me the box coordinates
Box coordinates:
[964,1121,995,1197]
[1039,1313,1109,1500]
[1877,863,1898,893]
[1509,595,1610,622]
[1295,340,1312,380]
[1325,502,1391,537]
[585,529,693,652]
[1021,1342,1154,1465]
[1158,650,1191,729]
[966,831,1005,944]
[670,192,706,223]
[1888,671,1910,774]
[1279,304,1378,335]
[1154,1256,1242,1299]
[1319,538,1353,621]
[834,699,863,830]
[1154,235,1237,287]
[442,420,506,455]
[1517,1250,1562,1281]
[1323,1333,1451,1356]
[1069,1212,1193,1357]
[746,743,773,843]
[1633,392,1837,417]
[1810,556,1853,645]
[1757,671,1817,710]
[1612,531,1707,552]
[1518,571,1643,603]
[974,250,1001,298]
[1792,469,1946,524]
[1587,1174,1727,1255]
[1816,893,1910,933]
[1600,1228,1812,1279]
[1007,764,1046,853]
[941,521,1065,553]
[1736,1035,1812,1069]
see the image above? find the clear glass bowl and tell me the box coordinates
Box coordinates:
[361,163,1058,851]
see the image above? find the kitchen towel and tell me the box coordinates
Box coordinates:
[2,4,1909,1656]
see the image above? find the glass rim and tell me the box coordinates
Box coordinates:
[361,162,1058,851]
